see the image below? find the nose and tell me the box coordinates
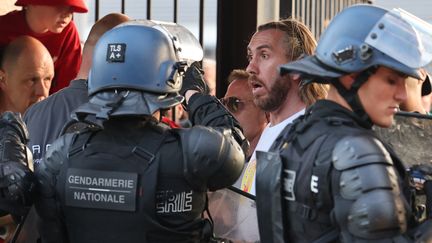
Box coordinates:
[395,81,408,103]
[246,56,257,75]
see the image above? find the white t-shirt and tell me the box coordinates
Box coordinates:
[235,109,305,195]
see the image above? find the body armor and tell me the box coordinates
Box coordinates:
[256,100,421,242]
[36,118,244,243]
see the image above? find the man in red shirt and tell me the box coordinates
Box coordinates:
[0,0,88,94]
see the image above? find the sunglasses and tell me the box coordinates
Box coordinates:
[220,96,254,113]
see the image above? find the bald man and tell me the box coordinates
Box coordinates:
[0,36,54,114]
[24,13,130,166]
[221,69,268,158]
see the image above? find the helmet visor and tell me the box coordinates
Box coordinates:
[365,8,432,69]
[124,20,203,62]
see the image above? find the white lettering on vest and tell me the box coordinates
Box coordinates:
[73,191,125,204]
[311,175,319,193]
[284,170,296,201]
[156,190,193,214]
[67,175,134,189]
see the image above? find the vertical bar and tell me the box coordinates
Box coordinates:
[328,0,334,19]
[147,0,151,19]
[320,0,324,35]
[173,0,178,23]
[199,0,204,46]
[335,0,339,14]
[95,0,99,22]
[311,0,316,39]
[291,0,295,17]
[303,0,306,23]
[121,0,125,14]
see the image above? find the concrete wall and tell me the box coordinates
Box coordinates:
[0,0,20,16]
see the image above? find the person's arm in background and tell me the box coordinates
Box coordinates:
[0,112,35,217]
[34,133,73,243]
[181,62,249,152]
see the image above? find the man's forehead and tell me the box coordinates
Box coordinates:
[247,29,284,51]
[226,79,252,97]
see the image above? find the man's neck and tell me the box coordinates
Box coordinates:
[247,131,264,158]
[269,96,305,126]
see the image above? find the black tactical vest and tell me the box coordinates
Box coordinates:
[271,105,413,242]
[56,122,213,243]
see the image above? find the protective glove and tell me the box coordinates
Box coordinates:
[0,161,35,207]
[179,61,210,96]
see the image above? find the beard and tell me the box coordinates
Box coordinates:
[254,75,291,112]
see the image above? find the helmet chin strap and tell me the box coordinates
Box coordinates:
[332,67,377,128]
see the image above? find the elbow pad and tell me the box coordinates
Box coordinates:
[179,126,245,191]
[332,135,407,240]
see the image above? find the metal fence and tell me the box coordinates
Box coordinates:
[287,0,370,40]
[82,0,370,95]
[94,0,206,42]
[85,0,217,58]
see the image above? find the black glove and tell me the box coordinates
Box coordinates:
[0,161,34,207]
[180,61,210,96]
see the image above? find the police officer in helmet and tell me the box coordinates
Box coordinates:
[255,5,432,242]
[34,20,246,243]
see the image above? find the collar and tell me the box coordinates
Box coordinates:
[308,100,373,129]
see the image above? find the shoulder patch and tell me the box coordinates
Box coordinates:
[106,43,126,63]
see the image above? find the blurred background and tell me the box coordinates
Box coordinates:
[1,0,431,96]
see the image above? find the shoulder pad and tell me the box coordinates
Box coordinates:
[178,126,245,191]
[332,135,392,170]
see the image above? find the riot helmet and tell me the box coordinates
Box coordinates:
[280,5,432,81]
[279,4,432,125]
[75,20,203,120]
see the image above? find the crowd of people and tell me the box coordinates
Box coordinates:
[0,0,431,242]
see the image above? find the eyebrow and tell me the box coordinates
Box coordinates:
[247,44,272,52]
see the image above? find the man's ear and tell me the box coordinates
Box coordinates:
[0,69,6,90]
[339,73,357,89]
[286,72,302,83]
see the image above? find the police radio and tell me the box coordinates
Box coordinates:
[407,164,432,220]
